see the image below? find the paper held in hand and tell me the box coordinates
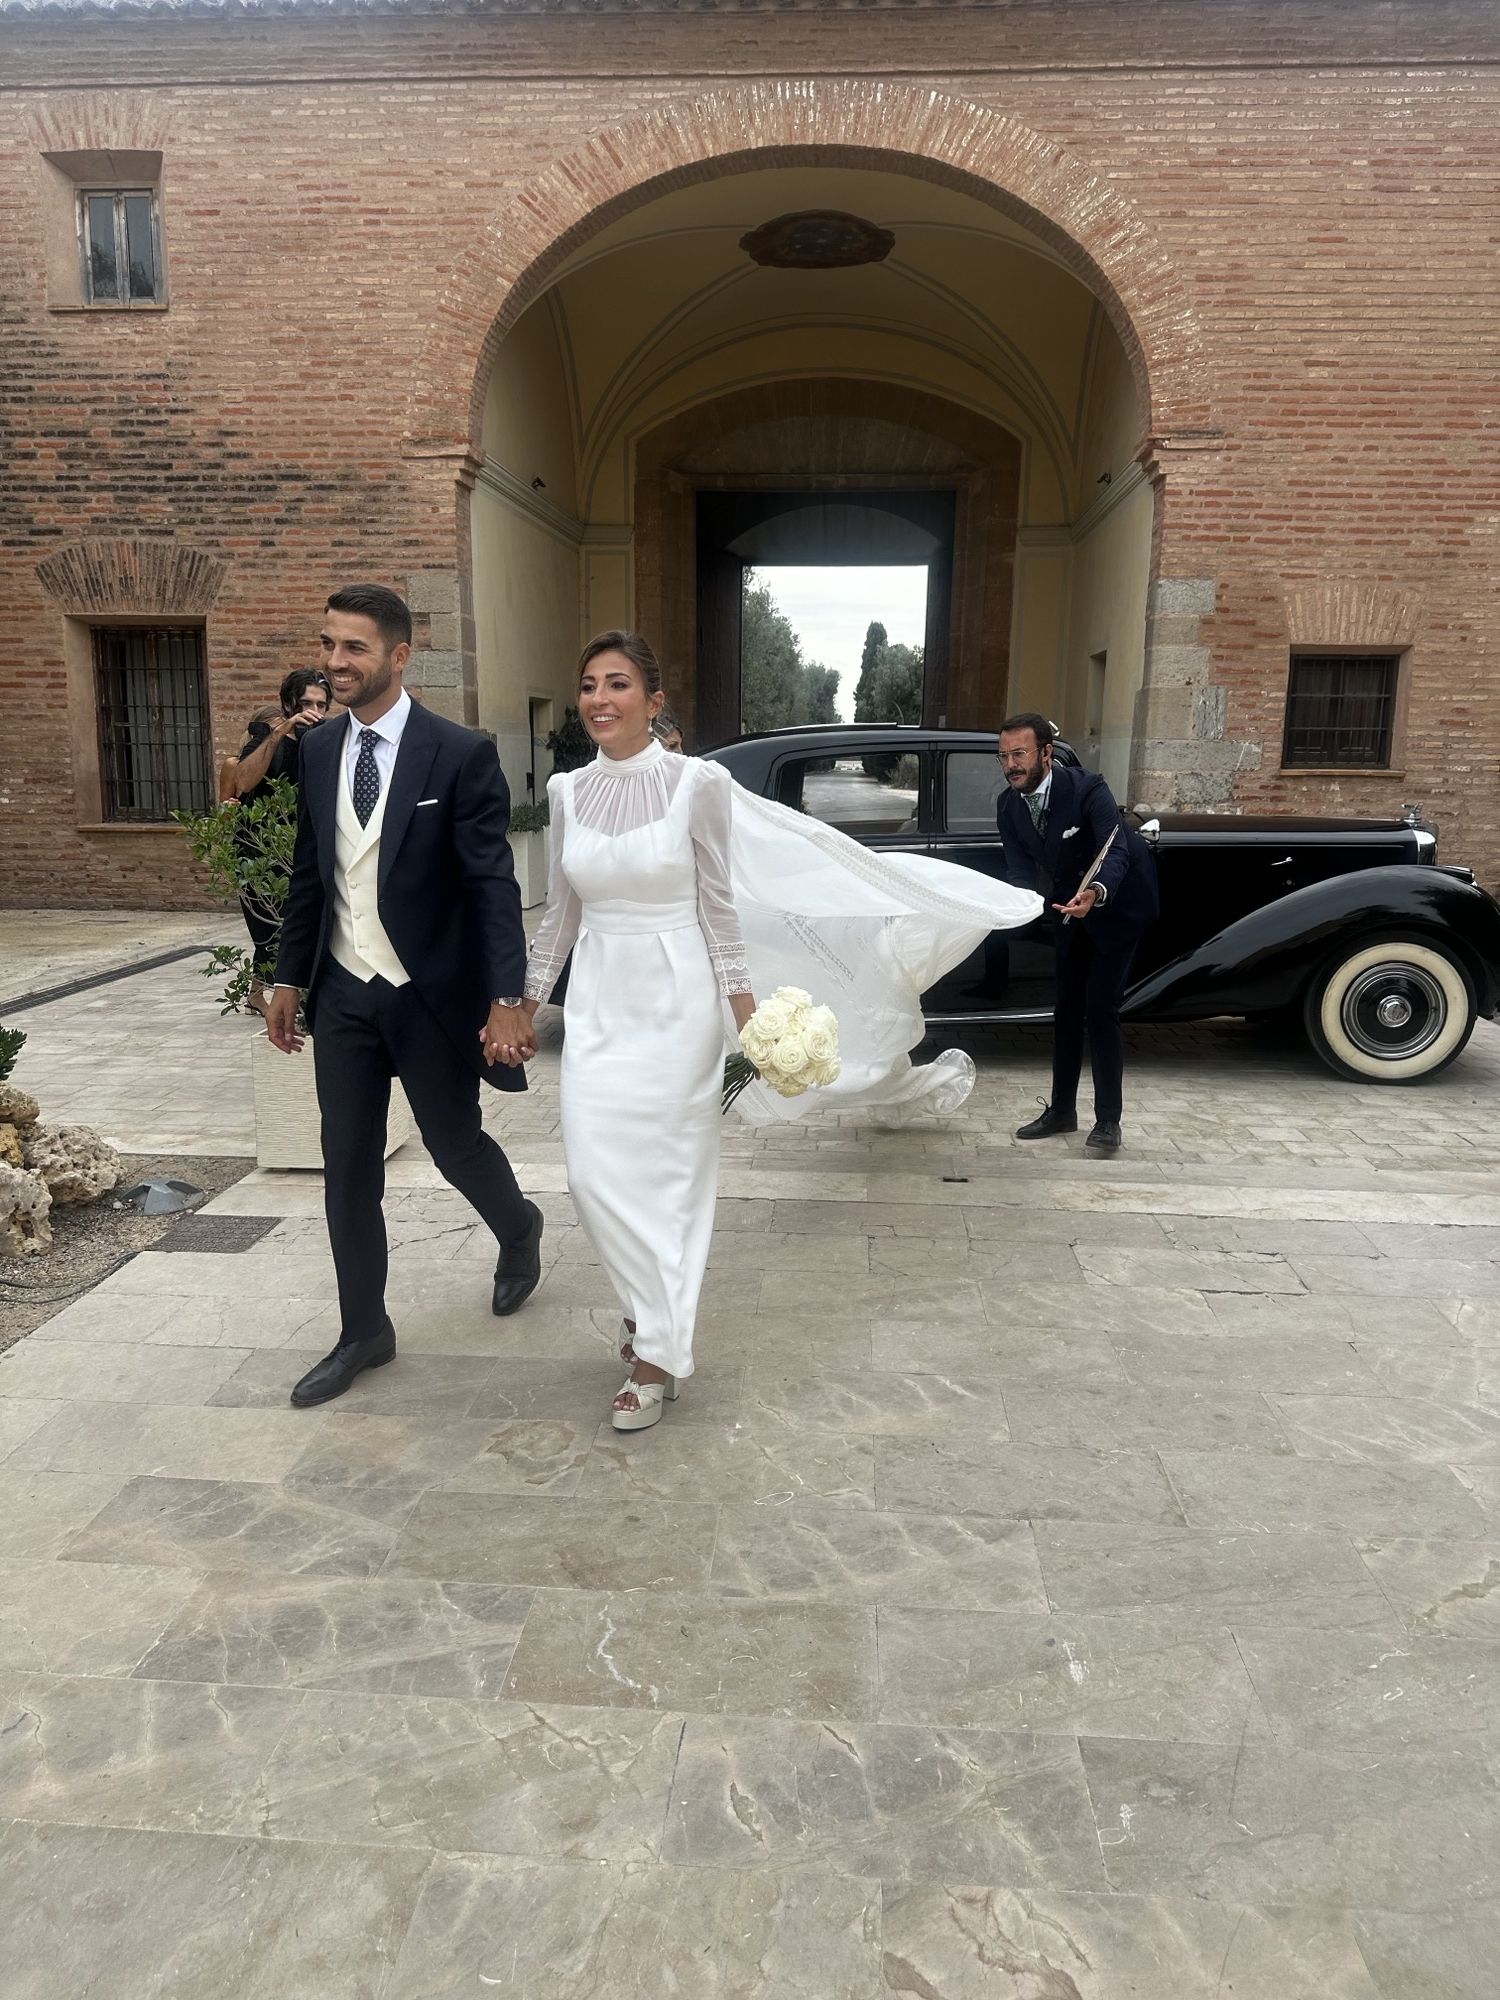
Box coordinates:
[723,986,842,1112]
[1062,825,1118,925]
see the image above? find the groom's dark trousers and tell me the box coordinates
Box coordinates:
[275,699,531,1344]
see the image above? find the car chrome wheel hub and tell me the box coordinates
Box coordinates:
[1343,963,1446,1060]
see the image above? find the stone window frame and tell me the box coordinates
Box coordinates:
[63,614,212,831]
[1279,646,1412,778]
[40,149,170,313]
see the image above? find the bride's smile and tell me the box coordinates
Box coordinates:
[579,654,662,759]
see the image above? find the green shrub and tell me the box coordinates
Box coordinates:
[0,1024,25,1082]
[174,777,299,1015]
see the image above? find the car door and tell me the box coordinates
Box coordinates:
[923,746,1057,1018]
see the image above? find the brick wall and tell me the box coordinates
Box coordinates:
[2,0,1498,903]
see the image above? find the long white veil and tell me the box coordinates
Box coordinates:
[723,783,1041,1125]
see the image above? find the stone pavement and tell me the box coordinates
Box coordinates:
[2,946,1500,1997]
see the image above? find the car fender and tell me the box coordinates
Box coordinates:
[1124,865,1500,1022]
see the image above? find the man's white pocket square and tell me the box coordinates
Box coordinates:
[1061,824,1081,839]
[416,798,439,807]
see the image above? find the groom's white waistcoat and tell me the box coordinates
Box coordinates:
[329,755,410,987]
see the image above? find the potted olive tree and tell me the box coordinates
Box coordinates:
[175,781,414,1169]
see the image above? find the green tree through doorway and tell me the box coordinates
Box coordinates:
[740,570,839,731]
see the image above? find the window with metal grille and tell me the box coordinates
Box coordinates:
[94,627,213,821]
[1281,652,1400,769]
[79,189,163,305]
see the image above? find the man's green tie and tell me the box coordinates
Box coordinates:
[1026,792,1048,834]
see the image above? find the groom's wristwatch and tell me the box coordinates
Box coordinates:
[493,996,524,1009]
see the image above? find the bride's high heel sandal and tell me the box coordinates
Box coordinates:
[620,1319,637,1366]
[610,1371,679,1433]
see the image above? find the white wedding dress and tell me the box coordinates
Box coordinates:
[523,738,1040,1384]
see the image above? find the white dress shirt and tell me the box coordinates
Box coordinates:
[343,688,411,801]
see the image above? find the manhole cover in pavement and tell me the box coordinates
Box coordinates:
[152,1214,281,1254]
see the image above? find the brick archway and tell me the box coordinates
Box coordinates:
[403,78,1213,461]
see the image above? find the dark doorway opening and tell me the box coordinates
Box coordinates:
[695,488,956,745]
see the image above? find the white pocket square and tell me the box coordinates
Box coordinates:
[1061,824,1081,839]
[416,798,439,807]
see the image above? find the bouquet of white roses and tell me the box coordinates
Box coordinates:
[723,985,841,1111]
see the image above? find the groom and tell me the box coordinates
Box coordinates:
[265,583,543,1406]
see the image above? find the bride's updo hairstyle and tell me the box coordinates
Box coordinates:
[577,629,662,696]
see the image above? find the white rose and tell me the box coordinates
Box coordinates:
[754,998,793,1040]
[776,986,812,1010]
[811,1056,841,1087]
[803,1019,838,1065]
[771,1031,809,1077]
[740,1023,775,1067]
[769,1067,809,1097]
[807,1004,838,1038]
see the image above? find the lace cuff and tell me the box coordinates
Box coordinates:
[708,941,753,998]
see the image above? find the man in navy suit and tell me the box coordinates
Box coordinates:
[265,584,544,1405]
[996,712,1158,1152]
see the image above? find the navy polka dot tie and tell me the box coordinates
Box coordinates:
[352,728,381,827]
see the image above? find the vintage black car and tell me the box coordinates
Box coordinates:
[705,725,1500,1084]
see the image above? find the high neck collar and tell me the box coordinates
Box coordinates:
[592,736,665,775]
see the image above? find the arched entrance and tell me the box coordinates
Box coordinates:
[403,82,1215,803]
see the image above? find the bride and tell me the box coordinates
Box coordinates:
[521,631,1041,1432]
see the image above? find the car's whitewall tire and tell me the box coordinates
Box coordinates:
[1306,937,1476,1083]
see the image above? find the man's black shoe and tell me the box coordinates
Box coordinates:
[290,1319,396,1407]
[1015,1104,1079,1141]
[492,1199,544,1316]
[1086,1120,1123,1153]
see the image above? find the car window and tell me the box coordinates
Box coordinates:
[776,750,924,837]
[944,751,1004,834]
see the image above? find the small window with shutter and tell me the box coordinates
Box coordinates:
[79,188,164,306]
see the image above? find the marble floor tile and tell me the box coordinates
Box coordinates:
[134,1573,533,1696]
[876,1608,1258,1741]
[103,1249,341,1300]
[385,1854,882,2000]
[388,1299,619,1360]
[1352,1899,1500,2000]
[979,1282,1218,1335]
[24,1291,333,1351]
[504,1591,877,1720]
[1002,1380,1291,1454]
[1158,1214,1380,1258]
[0,1470,126,1559]
[1075,1243,1306,1293]
[0,1819,429,2000]
[664,1714,1105,1888]
[759,1269,984,1320]
[700,1314,872,1371]
[1271,1392,1500,1468]
[880,1882,1382,2000]
[1161,1448,1492,1537]
[575,1419,876,1508]
[1442,1301,1500,1339]
[1208,1291,1458,1340]
[0,1556,197,1674]
[743,1362,1011,1438]
[1112,1326,1381,1397]
[768,1198,967,1236]
[0,1669,300,1835]
[240,1690,683,1861]
[1354,1536,1500,1639]
[0,1339,252,1407]
[1454,1467,1500,1516]
[1292,1254,1500,1300]
[60,1473,416,1577]
[285,1411,593,1496]
[869,1319,1128,1385]
[471,1353,746,1424]
[1350,1338,1500,1414]
[1035,1522,1400,1632]
[876,1438,1185,1526]
[384,1490,717,1590]
[0,1399,65,1461]
[709,1502,1046,1611]
[707,1232,870,1272]
[209,1347,497,1417]
[961,1205,1168,1245]
[1078,1730,1500,1914]
[1236,1624,1500,1745]
[4,1401,330,1484]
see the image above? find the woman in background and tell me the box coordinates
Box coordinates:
[234,667,333,1017]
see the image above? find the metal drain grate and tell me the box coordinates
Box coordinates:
[152,1214,281,1254]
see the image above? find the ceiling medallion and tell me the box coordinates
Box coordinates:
[740,210,896,271]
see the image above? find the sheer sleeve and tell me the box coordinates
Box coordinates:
[689,760,753,998]
[523,776,582,1003]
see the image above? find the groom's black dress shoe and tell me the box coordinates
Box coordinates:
[1015,1104,1079,1141]
[290,1319,396,1407]
[1086,1120,1123,1153]
[492,1200,544,1317]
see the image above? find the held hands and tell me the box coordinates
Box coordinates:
[1052,886,1100,921]
[265,988,305,1054]
[480,1001,537,1068]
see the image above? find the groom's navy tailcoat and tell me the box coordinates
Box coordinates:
[275,700,530,1094]
[996,762,1158,943]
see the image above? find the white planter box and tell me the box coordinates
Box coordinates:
[513,828,548,910]
[251,1031,415,1171]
